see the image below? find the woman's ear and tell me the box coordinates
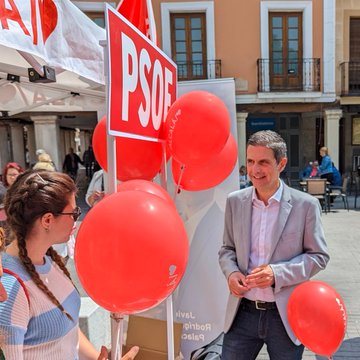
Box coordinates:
[40,213,53,231]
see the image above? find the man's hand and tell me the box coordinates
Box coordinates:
[228,271,249,298]
[246,265,274,289]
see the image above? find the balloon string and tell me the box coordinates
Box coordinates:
[173,164,186,202]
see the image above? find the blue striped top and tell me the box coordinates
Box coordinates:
[0,253,80,359]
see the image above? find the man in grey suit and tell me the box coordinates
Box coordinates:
[219,130,329,359]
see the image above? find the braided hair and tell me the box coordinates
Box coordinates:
[4,170,77,320]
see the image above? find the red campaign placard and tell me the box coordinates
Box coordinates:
[106,6,177,141]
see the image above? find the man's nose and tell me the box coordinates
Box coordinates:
[252,163,261,172]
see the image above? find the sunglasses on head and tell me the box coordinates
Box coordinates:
[56,206,82,221]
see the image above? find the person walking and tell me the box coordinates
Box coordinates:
[63,147,83,180]
[83,145,95,178]
[0,170,138,360]
[219,130,330,359]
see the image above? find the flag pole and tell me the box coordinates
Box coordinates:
[146,0,157,44]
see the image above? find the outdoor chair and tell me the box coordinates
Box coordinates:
[306,179,329,213]
[327,176,349,211]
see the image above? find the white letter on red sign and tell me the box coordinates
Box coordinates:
[138,49,151,128]
[121,33,138,122]
[151,60,164,130]
[163,67,173,121]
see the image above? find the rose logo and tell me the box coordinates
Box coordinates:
[37,0,58,43]
[0,0,58,45]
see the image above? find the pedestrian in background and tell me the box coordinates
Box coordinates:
[309,160,319,178]
[35,148,46,158]
[33,149,57,170]
[83,145,95,178]
[33,153,56,172]
[219,130,329,359]
[318,146,334,184]
[239,165,249,189]
[63,147,83,180]
[300,161,312,179]
[1,162,24,189]
[0,162,24,245]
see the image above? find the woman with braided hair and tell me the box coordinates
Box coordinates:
[0,170,138,360]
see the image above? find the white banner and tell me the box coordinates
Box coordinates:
[173,79,239,359]
[0,0,105,84]
[119,78,239,358]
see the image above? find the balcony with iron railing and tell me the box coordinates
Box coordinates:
[257,58,321,92]
[340,62,360,96]
[176,60,221,81]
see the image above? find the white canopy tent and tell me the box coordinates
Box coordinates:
[0,0,106,118]
[0,0,108,169]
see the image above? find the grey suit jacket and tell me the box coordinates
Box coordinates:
[218,183,330,345]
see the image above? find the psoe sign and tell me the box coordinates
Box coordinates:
[105,5,177,141]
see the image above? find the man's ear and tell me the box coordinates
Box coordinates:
[278,158,288,172]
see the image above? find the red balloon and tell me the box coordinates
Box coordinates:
[75,191,188,314]
[117,180,175,208]
[164,91,230,165]
[92,116,163,181]
[172,134,238,191]
[288,281,347,357]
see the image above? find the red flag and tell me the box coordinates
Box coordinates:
[117,0,157,43]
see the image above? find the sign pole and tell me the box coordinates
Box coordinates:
[166,296,175,360]
[101,29,122,359]
[160,142,175,360]
[108,128,121,360]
